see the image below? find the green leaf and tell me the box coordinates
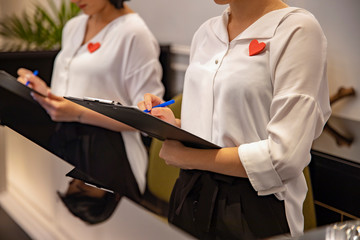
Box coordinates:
[0,0,80,51]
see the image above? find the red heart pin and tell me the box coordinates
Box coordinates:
[249,39,266,56]
[87,42,101,53]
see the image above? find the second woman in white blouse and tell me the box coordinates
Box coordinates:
[18,0,164,204]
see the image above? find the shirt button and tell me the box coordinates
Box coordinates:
[192,200,198,222]
[215,59,219,64]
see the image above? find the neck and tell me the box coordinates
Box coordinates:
[90,4,133,25]
[229,0,288,24]
[226,0,287,41]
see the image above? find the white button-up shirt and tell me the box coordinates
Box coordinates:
[51,13,164,193]
[181,7,331,236]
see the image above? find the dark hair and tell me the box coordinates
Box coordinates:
[58,191,121,224]
[109,0,130,9]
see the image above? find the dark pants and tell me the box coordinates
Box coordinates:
[169,170,290,240]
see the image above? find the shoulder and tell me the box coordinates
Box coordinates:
[194,14,222,37]
[113,13,154,38]
[113,13,159,55]
[110,14,159,58]
[62,14,87,35]
[191,7,231,44]
[268,7,327,55]
[277,8,325,38]
[191,13,224,50]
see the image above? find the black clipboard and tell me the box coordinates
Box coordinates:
[0,70,55,147]
[0,70,138,195]
[0,70,46,99]
[66,96,220,149]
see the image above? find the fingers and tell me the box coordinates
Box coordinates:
[138,93,162,111]
[17,68,46,85]
[17,76,27,85]
[143,93,162,112]
[17,68,33,76]
[150,107,177,125]
[17,68,33,85]
[31,91,61,117]
[144,93,154,111]
[17,74,33,86]
[47,91,63,101]
[32,92,52,109]
[159,140,185,167]
[137,100,146,111]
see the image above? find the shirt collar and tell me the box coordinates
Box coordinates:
[213,7,301,42]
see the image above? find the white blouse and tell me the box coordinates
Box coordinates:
[181,7,331,236]
[51,13,164,193]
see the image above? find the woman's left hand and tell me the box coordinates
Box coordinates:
[159,140,190,169]
[32,91,84,122]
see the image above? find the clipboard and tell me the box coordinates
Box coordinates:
[0,70,46,99]
[0,70,139,195]
[0,70,55,147]
[66,96,220,149]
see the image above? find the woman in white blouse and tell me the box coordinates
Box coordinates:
[17,0,164,206]
[138,0,331,239]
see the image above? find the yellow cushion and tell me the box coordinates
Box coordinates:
[146,94,182,202]
[303,166,317,230]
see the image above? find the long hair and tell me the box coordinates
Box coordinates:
[109,0,130,9]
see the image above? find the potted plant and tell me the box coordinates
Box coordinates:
[0,0,80,84]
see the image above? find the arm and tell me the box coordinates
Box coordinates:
[160,140,248,178]
[239,14,331,195]
[17,68,134,132]
[138,93,247,177]
[34,92,134,132]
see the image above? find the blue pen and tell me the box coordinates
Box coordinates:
[144,99,175,113]
[25,70,38,86]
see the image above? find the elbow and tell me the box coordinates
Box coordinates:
[274,151,311,182]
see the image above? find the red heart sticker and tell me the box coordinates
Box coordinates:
[249,39,266,56]
[88,42,101,53]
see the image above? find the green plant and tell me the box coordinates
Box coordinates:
[0,0,80,51]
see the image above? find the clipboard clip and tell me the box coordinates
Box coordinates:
[83,97,122,106]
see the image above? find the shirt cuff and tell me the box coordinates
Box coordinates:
[239,140,286,196]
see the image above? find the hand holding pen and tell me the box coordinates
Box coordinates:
[25,70,38,86]
[143,99,175,113]
[17,68,50,97]
[138,93,178,126]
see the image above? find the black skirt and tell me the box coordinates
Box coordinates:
[168,170,290,240]
[49,122,141,203]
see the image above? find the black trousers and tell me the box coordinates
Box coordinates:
[169,170,290,240]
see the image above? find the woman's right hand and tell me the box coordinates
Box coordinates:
[17,68,50,96]
[138,93,178,126]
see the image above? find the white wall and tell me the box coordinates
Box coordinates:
[0,0,39,17]
[128,0,226,46]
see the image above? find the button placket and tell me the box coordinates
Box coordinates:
[192,200,199,222]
